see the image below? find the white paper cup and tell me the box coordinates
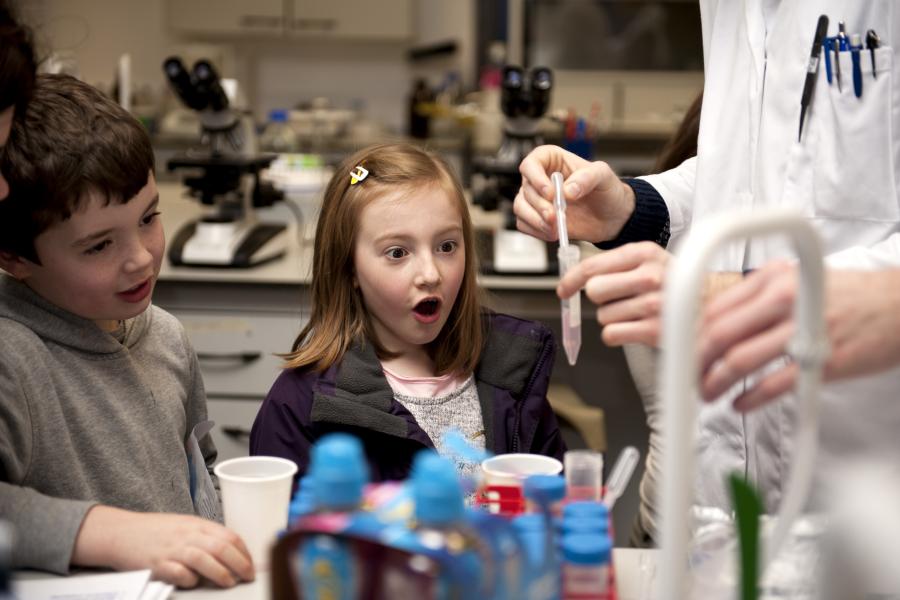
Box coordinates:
[214,456,297,570]
[481,453,563,487]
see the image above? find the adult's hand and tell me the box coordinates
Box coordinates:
[700,264,900,411]
[72,505,255,589]
[558,242,670,346]
[514,145,635,244]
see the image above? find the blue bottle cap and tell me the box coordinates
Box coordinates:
[309,433,369,509]
[560,516,608,536]
[561,533,612,565]
[524,474,566,505]
[563,501,609,520]
[411,451,465,525]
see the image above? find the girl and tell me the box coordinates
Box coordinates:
[250,143,565,481]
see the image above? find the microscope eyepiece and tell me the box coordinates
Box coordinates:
[528,66,553,118]
[192,60,230,112]
[499,65,553,119]
[163,56,207,111]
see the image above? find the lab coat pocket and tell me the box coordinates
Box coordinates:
[806,46,898,222]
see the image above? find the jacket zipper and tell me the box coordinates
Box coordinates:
[512,331,554,453]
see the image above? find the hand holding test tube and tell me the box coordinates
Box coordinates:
[551,172,581,365]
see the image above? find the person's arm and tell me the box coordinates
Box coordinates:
[555,241,742,347]
[699,264,900,411]
[522,325,566,460]
[638,155,698,241]
[71,505,254,588]
[0,482,95,574]
[249,372,315,480]
[514,145,636,243]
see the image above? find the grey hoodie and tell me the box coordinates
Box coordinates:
[0,275,215,574]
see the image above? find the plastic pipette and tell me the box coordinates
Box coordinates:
[551,172,581,365]
[603,446,640,510]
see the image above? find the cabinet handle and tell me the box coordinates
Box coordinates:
[239,15,283,29]
[197,351,263,364]
[291,18,337,31]
[222,426,253,440]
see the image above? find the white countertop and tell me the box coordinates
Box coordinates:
[157,181,565,291]
[15,547,655,600]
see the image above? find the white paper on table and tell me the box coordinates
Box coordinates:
[13,569,172,600]
[187,419,223,523]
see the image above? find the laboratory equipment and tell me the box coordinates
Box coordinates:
[602,446,640,510]
[472,66,556,275]
[552,171,581,365]
[563,450,603,502]
[561,533,611,599]
[655,208,827,599]
[162,56,288,268]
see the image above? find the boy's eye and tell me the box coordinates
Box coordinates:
[386,247,408,259]
[438,240,458,253]
[142,211,161,226]
[85,240,111,255]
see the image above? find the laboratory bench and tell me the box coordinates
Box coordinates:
[12,547,655,599]
[154,182,649,545]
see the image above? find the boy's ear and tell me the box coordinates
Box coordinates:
[0,251,33,280]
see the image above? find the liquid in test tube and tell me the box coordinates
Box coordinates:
[551,172,581,365]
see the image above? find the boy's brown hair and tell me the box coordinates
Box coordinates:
[0,74,155,263]
[283,143,485,376]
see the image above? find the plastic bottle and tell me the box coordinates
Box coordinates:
[259,108,299,153]
[560,501,609,538]
[561,533,612,600]
[411,451,485,597]
[408,79,433,139]
[523,475,566,600]
[299,434,369,600]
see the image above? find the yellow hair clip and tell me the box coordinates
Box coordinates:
[350,165,369,185]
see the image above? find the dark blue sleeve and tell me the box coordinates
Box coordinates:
[521,326,567,460]
[596,178,671,250]
[250,371,315,485]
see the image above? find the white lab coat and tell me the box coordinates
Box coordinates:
[640,0,900,514]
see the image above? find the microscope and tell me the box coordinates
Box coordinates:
[472,66,555,274]
[163,57,287,268]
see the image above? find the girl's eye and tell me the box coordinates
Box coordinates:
[386,247,408,259]
[85,240,111,255]
[438,240,458,253]
[142,211,161,226]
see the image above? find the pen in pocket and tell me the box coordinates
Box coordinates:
[850,34,863,98]
[866,29,880,79]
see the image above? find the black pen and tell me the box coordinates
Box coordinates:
[799,15,830,142]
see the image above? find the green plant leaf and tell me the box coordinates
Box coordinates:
[729,472,763,600]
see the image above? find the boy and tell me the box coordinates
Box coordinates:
[0,74,253,589]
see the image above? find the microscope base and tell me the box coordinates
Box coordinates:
[168,219,288,268]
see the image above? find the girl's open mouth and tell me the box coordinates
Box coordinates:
[413,298,441,323]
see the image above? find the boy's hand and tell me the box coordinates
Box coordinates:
[72,505,254,589]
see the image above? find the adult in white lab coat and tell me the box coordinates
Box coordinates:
[515,0,900,541]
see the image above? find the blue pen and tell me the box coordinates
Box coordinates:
[832,37,842,92]
[850,33,863,98]
[823,36,833,84]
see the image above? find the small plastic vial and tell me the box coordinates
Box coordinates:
[561,533,611,599]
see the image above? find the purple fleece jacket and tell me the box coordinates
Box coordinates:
[250,312,566,483]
